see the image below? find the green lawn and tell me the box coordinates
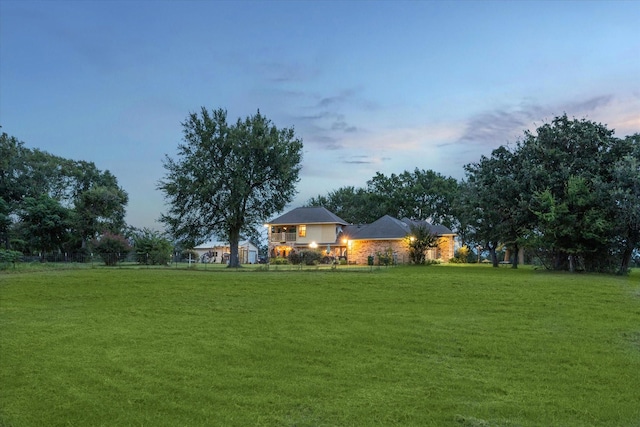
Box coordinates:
[1,266,639,426]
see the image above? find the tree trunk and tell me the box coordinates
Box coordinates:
[619,241,634,275]
[228,229,241,268]
[568,254,575,273]
[487,241,499,267]
[554,251,569,271]
[511,242,519,269]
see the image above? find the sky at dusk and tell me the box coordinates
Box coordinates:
[1,0,639,230]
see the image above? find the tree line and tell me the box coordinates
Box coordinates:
[2,112,638,273]
[1,132,128,255]
[0,132,174,266]
[306,115,639,274]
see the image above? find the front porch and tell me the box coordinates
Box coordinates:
[268,242,347,261]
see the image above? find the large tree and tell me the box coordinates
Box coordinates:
[159,108,303,268]
[460,115,637,273]
[73,185,128,249]
[461,146,523,267]
[608,134,640,273]
[518,115,625,272]
[18,195,71,254]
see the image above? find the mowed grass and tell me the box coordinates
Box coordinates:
[1,266,639,426]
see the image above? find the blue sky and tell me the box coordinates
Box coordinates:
[1,0,639,230]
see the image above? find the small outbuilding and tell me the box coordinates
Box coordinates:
[193,240,258,264]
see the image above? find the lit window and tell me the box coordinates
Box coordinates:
[299,225,307,237]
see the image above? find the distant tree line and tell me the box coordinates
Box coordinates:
[307,115,639,274]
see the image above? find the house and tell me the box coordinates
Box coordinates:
[266,206,455,264]
[267,206,349,259]
[193,239,258,264]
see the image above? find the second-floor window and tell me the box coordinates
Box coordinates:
[299,225,306,237]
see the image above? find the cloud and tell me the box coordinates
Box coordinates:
[454,95,617,150]
[341,155,375,165]
[438,93,640,177]
[330,114,358,132]
[456,104,542,147]
[570,93,640,137]
[307,135,342,151]
[564,95,613,113]
[316,88,358,108]
[257,60,322,83]
[287,88,374,150]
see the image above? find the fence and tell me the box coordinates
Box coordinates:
[1,250,402,272]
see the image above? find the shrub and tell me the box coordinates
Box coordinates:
[91,232,131,266]
[303,251,322,265]
[376,248,395,266]
[406,225,439,265]
[0,249,22,263]
[450,245,476,263]
[181,249,199,263]
[132,228,172,265]
[288,251,302,265]
[0,249,22,269]
[270,256,289,265]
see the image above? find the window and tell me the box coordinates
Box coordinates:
[299,225,307,237]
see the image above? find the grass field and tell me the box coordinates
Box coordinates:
[1,265,639,426]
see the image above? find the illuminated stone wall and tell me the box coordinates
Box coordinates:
[347,239,410,265]
[347,236,455,265]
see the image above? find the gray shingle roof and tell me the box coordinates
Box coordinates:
[268,206,349,225]
[342,215,454,240]
[344,215,411,239]
[401,218,454,235]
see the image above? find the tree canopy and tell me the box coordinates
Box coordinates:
[306,168,459,228]
[460,115,639,273]
[158,108,303,268]
[0,132,128,255]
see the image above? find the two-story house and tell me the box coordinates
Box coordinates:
[266,206,456,264]
[267,206,349,259]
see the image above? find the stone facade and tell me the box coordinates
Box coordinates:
[348,239,410,265]
[347,236,455,265]
[435,236,455,262]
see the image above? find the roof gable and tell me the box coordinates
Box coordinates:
[346,215,411,240]
[401,218,454,235]
[269,206,348,225]
[344,216,455,240]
